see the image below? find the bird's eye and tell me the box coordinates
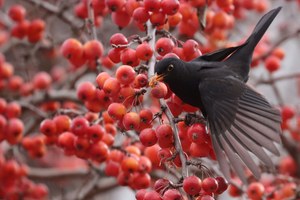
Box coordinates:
[167,64,174,71]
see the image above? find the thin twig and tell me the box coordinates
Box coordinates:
[146,20,190,198]
[87,0,98,40]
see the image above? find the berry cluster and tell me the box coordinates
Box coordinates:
[9,4,45,43]
[0,155,48,199]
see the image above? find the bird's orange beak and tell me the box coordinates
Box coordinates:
[149,73,166,88]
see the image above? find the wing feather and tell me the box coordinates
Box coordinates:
[199,76,281,182]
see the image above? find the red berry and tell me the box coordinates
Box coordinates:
[111,9,131,28]
[83,40,104,60]
[154,178,170,193]
[115,65,136,85]
[61,38,83,60]
[110,33,128,50]
[120,48,140,67]
[139,128,157,147]
[53,115,71,133]
[279,156,297,176]
[161,0,180,15]
[122,112,140,130]
[144,0,161,12]
[134,74,148,88]
[215,176,228,194]
[87,124,105,143]
[33,72,52,90]
[202,177,218,193]
[247,182,265,200]
[187,123,207,144]
[6,118,24,144]
[5,101,21,119]
[89,141,109,162]
[107,103,127,120]
[103,77,121,96]
[105,0,126,12]
[8,4,26,22]
[76,81,96,101]
[70,117,89,137]
[133,7,150,24]
[183,175,202,195]
[96,72,111,89]
[40,119,57,137]
[136,42,153,61]
[150,12,167,26]
[155,38,175,56]
[144,191,162,200]
[163,189,182,200]
[281,106,295,121]
[265,55,281,72]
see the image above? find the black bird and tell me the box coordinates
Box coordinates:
[150,7,282,183]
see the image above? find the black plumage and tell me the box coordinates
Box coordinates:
[151,7,282,183]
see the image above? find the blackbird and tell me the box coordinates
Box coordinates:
[150,7,282,183]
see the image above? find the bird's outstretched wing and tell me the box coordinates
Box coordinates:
[198,76,281,183]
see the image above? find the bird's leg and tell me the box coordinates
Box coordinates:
[184,113,207,126]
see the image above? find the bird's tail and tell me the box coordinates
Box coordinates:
[225,7,281,78]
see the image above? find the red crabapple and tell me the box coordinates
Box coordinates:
[83,40,104,60]
[33,72,52,90]
[132,7,150,24]
[247,182,265,200]
[105,0,126,12]
[144,191,162,200]
[265,55,281,72]
[121,156,139,173]
[163,189,182,200]
[53,115,71,133]
[110,33,128,50]
[115,65,136,85]
[139,128,157,147]
[107,103,127,120]
[96,72,111,89]
[111,9,131,28]
[120,48,140,67]
[150,12,167,26]
[70,116,89,137]
[6,118,24,144]
[151,82,168,99]
[8,4,26,22]
[202,177,219,193]
[136,189,147,200]
[40,119,57,137]
[103,77,121,96]
[183,175,202,195]
[4,101,21,119]
[123,112,140,130]
[144,0,161,12]
[187,123,207,144]
[61,38,83,59]
[155,38,175,56]
[215,176,228,194]
[87,124,105,143]
[136,42,153,61]
[134,74,148,88]
[161,0,180,15]
[89,141,109,162]
[76,81,96,101]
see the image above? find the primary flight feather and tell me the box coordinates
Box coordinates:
[150,7,282,183]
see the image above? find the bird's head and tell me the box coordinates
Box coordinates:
[149,57,183,87]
